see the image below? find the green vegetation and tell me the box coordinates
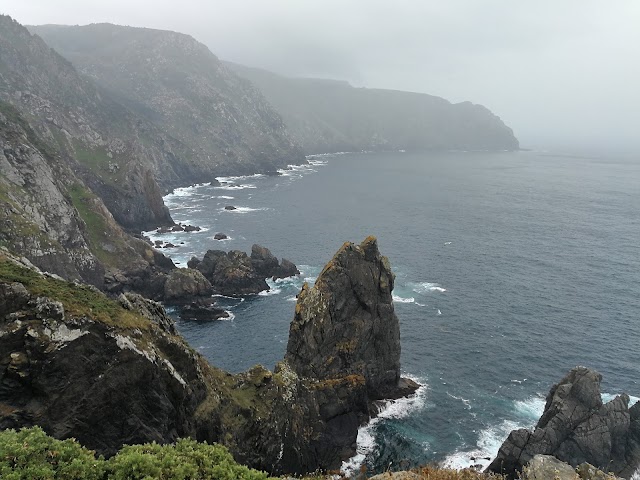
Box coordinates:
[0,427,273,480]
[67,183,133,267]
[0,254,146,330]
[0,427,105,480]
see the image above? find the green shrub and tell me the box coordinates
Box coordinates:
[0,426,105,480]
[106,438,271,480]
[0,428,272,480]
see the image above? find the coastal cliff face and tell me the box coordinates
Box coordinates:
[226,62,520,154]
[28,23,305,180]
[0,15,175,230]
[487,367,640,479]
[0,238,418,475]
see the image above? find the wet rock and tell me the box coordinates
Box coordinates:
[487,367,640,479]
[224,205,236,210]
[250,244,280,277]
[214,233,228,240]
[187,244,299,296]
[178,301,229,321]
[183,225,200,232]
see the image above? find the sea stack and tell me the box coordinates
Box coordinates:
[285,235,417,400]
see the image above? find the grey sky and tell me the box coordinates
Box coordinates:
[4,1,640,152]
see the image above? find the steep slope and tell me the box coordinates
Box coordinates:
[226,62,519,153]
[29,23,304,177]
[0,100,174,289]
[0,15,179,230]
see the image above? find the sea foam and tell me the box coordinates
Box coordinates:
[341,376,427,477]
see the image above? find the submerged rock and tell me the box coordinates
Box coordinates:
[487,367,640,479]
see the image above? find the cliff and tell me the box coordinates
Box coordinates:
[226,62,520,154]
[0,15,176,230]
[0,237,418,475]
[0,100,177,291]
[28,23,304,179]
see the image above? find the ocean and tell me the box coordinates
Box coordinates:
[146,150,640,475]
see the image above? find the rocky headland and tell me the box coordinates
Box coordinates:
[226,62,520,154]
[0,237,419,474]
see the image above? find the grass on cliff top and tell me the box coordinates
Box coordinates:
[0,254,148,330]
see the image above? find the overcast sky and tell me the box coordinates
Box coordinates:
[4,1,640,152]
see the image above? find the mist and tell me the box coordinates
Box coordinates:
[4,0,639,153]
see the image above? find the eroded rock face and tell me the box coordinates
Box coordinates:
[487,367,640,479]
[0,280,207,457]
[285,236,410,400]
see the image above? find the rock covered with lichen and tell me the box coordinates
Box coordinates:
[286,235,417,400]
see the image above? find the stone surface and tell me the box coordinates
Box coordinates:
[487,367,640,478]
[188,244,299,296]
[522,455,579,480]
[370,473,422,480]
[164,268,213,302]
[285,236,411,399]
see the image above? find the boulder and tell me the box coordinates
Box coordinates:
[183,225,201,232]
[178,301,230,321]
[214,233,228,240]
[164,268,213,303]
[189,250,268,296]
[250,244,280,277]
[487,367,640,479]
[274,258,300,279]
[522,455,580,480]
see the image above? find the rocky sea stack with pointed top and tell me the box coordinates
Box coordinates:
[285,236,418,400]
[487,366,640,479]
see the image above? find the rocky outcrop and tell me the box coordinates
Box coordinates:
[187,244,299,296]
[0,238,418,475]
[265,237,419,472]
[164,268,212,302]
[0,257,208,457]
[487,367,640,479]
[286,236,416,400]
[226,62,519,154]
[522,455,622,480]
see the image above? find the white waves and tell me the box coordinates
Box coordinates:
[443,396,545,471]
[410,282,447,294]
[341,376,427,477]
[393,294,416,304]
[222,206,265,213]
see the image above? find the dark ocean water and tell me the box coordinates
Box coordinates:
[147,150,640,475]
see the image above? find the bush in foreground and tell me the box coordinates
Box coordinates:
[0,427,271,480]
